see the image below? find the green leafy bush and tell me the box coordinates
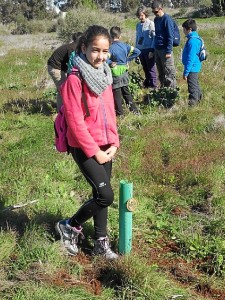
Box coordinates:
[146,87,180,108]
[128,71,144,100]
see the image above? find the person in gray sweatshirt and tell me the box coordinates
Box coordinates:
[136,6,157,89]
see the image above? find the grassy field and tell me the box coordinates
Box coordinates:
[0,17,225,300]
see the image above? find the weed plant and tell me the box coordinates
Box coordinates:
[0,16,225,300]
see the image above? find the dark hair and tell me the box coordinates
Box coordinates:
[76,25,110,54]
[72,32,83,42]
[136,5,149,17]
[110,26,121,39]
[151,0,163,10]
[182,19,197,31]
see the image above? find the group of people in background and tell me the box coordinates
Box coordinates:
[136,0,203,107]
[47,1,205,259]
[48,0,204,115]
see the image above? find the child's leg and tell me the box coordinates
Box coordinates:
[121,85,138,113]
[187,72,201,106]
[69,148,113,239]
[93,160,112,239]
[139,49,157,88]
[113,88,124,115]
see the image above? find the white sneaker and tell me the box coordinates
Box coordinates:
[92,237,118,260]
[55,219,83,256]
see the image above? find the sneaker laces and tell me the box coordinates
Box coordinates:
[97,237,113,254]
[67,224,85,245]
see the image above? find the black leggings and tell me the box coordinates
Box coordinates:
[69,147,114,239]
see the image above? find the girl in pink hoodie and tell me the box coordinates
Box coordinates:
[55,25,119,260]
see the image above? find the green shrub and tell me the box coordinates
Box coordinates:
[28,20,57,34]
[12,18,30,35]
[11,18,57,34]
[27,20,46,34]
[128,71,144,100]
[146,87,180,108]
[57,7,124,42]
[46,20,58,33]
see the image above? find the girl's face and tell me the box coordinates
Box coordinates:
[81,36,110,69]
[139,12,146,22]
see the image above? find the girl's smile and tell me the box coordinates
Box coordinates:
[82,36,110,68]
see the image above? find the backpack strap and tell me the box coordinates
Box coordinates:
[187,36,203,56]
[187,36,203,47]
[69,70,90,118]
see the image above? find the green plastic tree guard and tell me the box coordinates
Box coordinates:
[119,180,133,254]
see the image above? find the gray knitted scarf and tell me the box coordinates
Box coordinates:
[72,53,112,96]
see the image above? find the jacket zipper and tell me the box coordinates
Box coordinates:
[99,95,109,144]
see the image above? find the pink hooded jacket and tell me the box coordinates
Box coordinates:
[60,72,119,158]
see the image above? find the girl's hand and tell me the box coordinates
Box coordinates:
[105,146,117,160]
[95,150,111,164]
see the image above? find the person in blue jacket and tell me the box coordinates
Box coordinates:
[108,26,141,116]
[135,6,157,89]
[150,0,177,89]
[182,19,202,107]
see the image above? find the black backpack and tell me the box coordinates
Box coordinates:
[172,19,180,47]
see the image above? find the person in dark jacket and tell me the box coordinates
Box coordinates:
[182,19,202,106]
[47,32,82,111]
[108,26,140,116]
[150,0,176,88]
